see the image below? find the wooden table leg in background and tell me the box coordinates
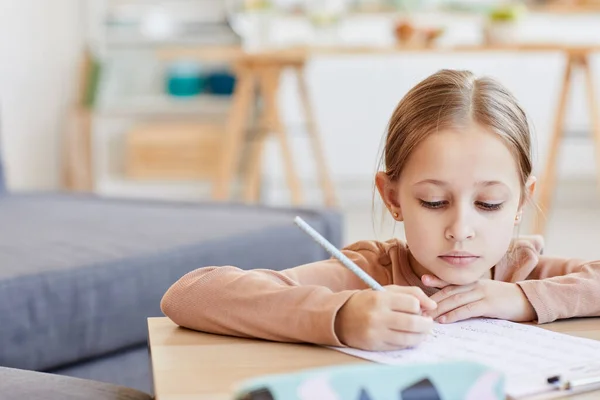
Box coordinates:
[214,54,337,207]
[242,64,305,204]
[294,66,337,208]
[581,54,600,214]
[533,52,576,235]
[259,66,303,205]
[245,63,338,206]
[243,67,268,203]
[534,50,600,236]
[212,67,256,201]
[63,50,94,192]
[62,108,94,192]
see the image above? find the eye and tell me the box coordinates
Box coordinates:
[419,200,448,209]
[475,202,503,211]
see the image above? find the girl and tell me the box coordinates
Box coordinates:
[161,69,600,351]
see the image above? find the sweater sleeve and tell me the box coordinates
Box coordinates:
[160,241,392,346]
[516,256,600,323]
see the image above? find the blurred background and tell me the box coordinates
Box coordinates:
[3,0,600,253]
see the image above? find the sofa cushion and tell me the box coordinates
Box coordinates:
[50,345,151,394]
[0,366,151,400]
[0,194,342,371]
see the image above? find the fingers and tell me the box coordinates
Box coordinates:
[430,282,476,304]
[349,310,432,351]
[365,333,427,351]
[380,312,433,349]
[389,293,421,314]
[430,289,484,320]
[385,285,437,311]
[438,301,486,324]
[385,311,434,334]
[382,330,428,349]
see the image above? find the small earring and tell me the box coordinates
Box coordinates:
[515,214,521,222]
[393,212,399,219]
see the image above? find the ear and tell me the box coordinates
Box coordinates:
[375,171,403,221]
[525,175,537,200]
[516,175,536,224]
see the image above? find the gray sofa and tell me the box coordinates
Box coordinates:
[0,150,343,397]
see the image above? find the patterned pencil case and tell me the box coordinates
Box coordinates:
[232,361,504,400]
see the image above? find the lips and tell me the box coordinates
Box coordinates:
[438,252,480,266]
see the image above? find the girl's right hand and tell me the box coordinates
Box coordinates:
[334,286,437,351]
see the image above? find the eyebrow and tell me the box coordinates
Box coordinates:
[414,179,508,187]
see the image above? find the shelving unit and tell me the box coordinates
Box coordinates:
[64,0,242,199]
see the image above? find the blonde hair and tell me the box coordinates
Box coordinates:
[380,69,533,198]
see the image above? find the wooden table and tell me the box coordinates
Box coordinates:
[147,316,600,400]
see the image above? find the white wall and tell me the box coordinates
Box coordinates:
[0,0,82,190]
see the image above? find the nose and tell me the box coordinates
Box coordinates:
[445,208,475,242]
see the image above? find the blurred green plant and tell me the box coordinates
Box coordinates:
[488,3,527,22]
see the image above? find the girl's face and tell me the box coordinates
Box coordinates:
[377,123,535,285]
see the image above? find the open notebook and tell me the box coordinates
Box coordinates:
[330,319,600,399]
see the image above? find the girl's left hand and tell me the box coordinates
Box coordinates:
[422,275,537,324]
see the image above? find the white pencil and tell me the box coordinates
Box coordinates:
[294,216,385,291]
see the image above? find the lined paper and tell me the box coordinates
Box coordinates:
[331,319,600,398]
